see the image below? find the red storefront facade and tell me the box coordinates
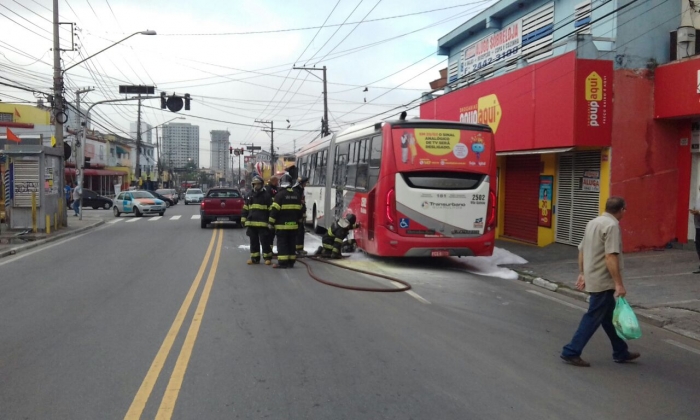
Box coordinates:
[421,52,614,247]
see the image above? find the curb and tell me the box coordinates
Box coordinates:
[512,268,698,342]
[0,219,105,260]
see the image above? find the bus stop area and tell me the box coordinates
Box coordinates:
[497,239,700,343]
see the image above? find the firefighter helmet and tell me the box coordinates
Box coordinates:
[279,174,293,188]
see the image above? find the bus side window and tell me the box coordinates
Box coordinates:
[356,139,369,190]
[318,150,327,185]
[309,153,317,186]
[346,142,358,189]
[333,143,349,188]
[368,135,383,189]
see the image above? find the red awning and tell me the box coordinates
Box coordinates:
[65,168,126,176]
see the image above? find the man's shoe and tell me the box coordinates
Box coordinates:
[272,263,286,269]
[264,260,272,265]
[694,266,700,274]
[247,259,260,265]
[560,355,591,367]
[614,352,641,363]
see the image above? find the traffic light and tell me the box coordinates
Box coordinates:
[160,92,166,109]
[229,146,233,155]
[184,93,191,111]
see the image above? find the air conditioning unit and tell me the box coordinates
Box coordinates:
[670,29,700,60]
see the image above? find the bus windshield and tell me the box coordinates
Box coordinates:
[392,126,491,173]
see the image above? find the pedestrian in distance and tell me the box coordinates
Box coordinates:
[561,196,640,367]
[268,174,303,269]
[294,175,309,258]
[72,183,82,217]
[316,213,360,259]
[242,176,274,265]
[65,182,73,209]
[688,185,700,273]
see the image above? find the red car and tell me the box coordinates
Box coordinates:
[200,188,245,228]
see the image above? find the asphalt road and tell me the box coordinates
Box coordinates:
[1,203,699,419]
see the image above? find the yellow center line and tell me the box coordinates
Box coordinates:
[155,228,224,419]
[124,229,219,420]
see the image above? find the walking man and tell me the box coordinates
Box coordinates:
[72,183,82,217]
[688,185,700,273]
[561,196,640,367]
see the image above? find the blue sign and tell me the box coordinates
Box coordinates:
[399,218,410,229]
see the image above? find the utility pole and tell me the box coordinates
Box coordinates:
[53,0,66,224]
[255,119,275,165]
[135,95,142,186]
[75,87,93,221]
[293,65,329,137]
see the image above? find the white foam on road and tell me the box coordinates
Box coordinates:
[126,218,141,223]
[108,219,123,224]
[150,216,162,221]
[454,247,528,280]
[170,215,181,220]
[191,215,201,219]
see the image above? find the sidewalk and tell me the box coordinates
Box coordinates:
[497,239,700,341]
[0,215,105,259]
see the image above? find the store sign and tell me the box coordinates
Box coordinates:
[460,20,522,77]
[581,171,600,192]
[459,94,502,133]
[539,176,553,228]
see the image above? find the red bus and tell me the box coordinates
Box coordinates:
[295,118,497,257]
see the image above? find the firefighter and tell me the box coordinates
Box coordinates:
[293,175,309,258]
[242,176,274,265]
[318,214,360,259]
[268,174,303,269]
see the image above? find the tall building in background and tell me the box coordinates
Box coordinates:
[162,122,200,169]
[130,121,153,144]
[210,130,230,174]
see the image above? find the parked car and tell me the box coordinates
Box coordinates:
[113,191,166,217]
[81,189,113,210]
[184,188,204,205]
[200,188,244,228]
[156,188,178,205]
[147,190,174,207]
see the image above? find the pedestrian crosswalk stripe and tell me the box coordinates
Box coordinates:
[191,215,201,219]
[150,216,162,221]
[170,215,181,220]
[126,218,142,223]
[109,219,124,224]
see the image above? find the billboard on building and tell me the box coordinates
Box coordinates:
[421,52,613,152]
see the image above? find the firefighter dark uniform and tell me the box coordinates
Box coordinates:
[293,176,309,257]
[320,214,359,259]
[268,175,303,268]
[242,177,274,265]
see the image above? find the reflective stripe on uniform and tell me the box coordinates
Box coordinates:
[269,217,276,223]
[249,204,268,210]
[275,224,298,230]
[323,244,334,249]
[241,217,247,223]
[247,221,268,227]
[334,237,343,243]
[263,253,272,258]
[278,255,290,261]
[271,202,281,210]
[251,252,261,257]
[242,205,249,210]
[327,227,334,237]
[295,245,304,250]
[281,204,302,210]
[289,255,296,260]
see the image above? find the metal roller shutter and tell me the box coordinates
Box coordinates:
[556,151,601,245]
[504,155,540,243]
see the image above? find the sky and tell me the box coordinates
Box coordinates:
[0,0,495,167]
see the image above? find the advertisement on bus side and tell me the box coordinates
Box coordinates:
[392,128,491,172]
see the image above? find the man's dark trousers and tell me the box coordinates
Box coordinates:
[561,289,629,360]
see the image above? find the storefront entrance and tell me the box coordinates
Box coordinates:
[555,151,601,246]
[503,155,540,243]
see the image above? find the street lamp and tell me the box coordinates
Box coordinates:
[70,30,156,220]
[63,30,157,73]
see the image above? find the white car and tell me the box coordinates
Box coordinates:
[113,191,166,217]
[184,188,204,205]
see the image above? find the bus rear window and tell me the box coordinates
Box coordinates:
[401,172,483,190]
